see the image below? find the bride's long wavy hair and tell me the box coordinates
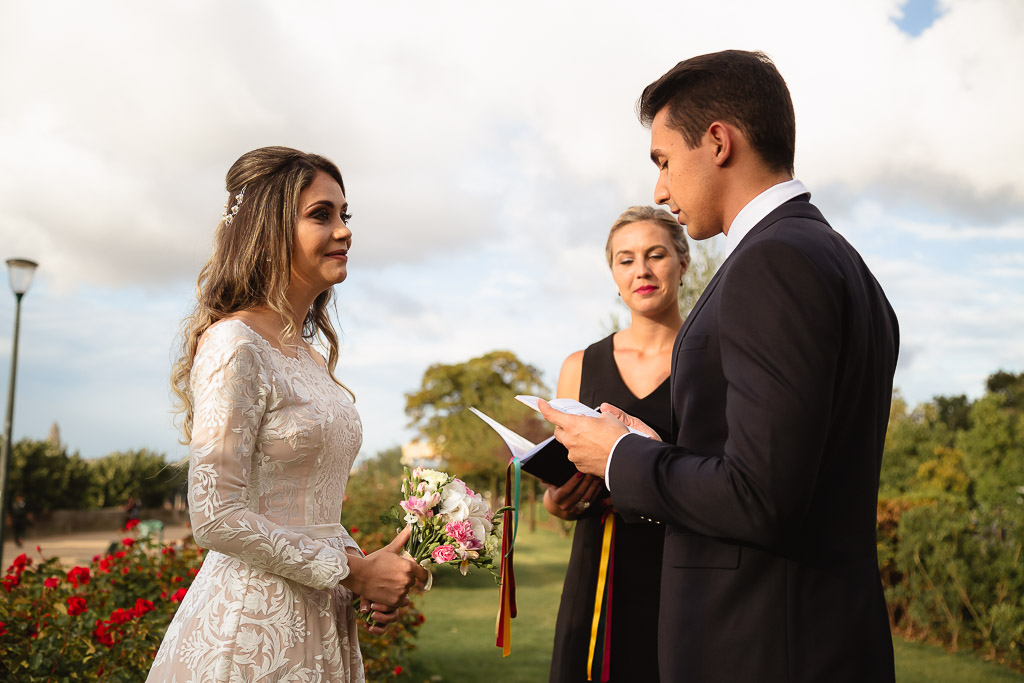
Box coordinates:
[171,146,351,443]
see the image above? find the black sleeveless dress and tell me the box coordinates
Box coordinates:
[549,333,671,683]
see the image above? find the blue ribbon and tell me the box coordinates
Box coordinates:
[506,456,521,557]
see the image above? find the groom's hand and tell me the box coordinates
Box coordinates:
[599,403,661,441]
[538,399,627,477]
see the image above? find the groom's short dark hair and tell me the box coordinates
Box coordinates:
[638,50,796,175]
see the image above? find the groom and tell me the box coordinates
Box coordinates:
[540,50,898,682]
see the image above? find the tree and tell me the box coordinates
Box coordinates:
[356,446,406,483]
[913,446,971,498]
[88,449,186,509]
[880,392,953,497]
[7,439,95,515]
[678,239,724,318]
[405,351,550,495]
[957,393,1024,507]
[933,394,973,432]
[985,370,1024,411]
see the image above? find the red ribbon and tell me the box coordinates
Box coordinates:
[495,462,517,656]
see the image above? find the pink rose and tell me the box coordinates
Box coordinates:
[432,545,457,562]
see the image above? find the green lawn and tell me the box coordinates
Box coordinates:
[403,524,1021,682]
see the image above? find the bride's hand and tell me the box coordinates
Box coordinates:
[356,597,401,635]
[341,526,428,606]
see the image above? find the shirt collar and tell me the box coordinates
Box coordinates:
[723,179,810,258]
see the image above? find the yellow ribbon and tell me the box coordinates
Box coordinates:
[586,513,615,681]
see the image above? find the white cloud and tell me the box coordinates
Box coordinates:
[0,0,1021,458]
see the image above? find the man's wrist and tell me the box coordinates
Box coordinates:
[605,433,632,491]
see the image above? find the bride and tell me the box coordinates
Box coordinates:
[148,146,427,682]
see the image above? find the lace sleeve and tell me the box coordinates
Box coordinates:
[187,326,351,589]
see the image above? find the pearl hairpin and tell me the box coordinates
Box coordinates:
[222,186,246,225]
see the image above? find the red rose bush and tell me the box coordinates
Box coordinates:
[1,534,423,681]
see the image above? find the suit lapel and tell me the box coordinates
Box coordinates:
[676,196,815,342]
[670,196,824,439]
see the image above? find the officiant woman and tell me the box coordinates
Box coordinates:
[544,206,688,682]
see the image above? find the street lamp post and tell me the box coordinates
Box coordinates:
[0,258,39,565]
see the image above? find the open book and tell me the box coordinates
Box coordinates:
[515,395,650,437]
[468,407,578,487]
[470,397,648,487]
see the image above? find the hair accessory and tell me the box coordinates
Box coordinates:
[222,186,246,225]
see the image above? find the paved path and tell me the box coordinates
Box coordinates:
[3,525,194,568]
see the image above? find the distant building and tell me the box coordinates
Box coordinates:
[401,440,443,470]
[47,422,61,447]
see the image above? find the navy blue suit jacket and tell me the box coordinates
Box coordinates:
[610,197,898,682]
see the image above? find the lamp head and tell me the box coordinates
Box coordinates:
[6,259,39,296]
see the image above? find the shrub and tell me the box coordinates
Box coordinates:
[0,538,205,681]
[882,499,1024,668]
[1,536,422,681]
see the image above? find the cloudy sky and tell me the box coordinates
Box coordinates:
[1,0,1022,463]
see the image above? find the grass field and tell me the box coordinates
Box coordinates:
[403,525,1022,682]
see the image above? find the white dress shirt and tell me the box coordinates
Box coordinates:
[603,178,811,489]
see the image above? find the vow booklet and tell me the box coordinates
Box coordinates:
[468,407,579,487]
[514,395,650,437]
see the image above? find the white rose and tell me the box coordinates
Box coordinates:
[466,498,493,540]
[439,480,470,521]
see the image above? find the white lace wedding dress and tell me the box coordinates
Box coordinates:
[148,320,365,682]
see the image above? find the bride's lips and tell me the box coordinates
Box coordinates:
[326,249,348,262]
[634,285,657,294]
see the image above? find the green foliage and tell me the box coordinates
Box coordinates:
[985,371,1024,411]
[880,370,1024,670]
[7,439,96,515]
[0,534,423,681]
[957,394,1024,508]
[913,447,971,498]
[6,440,186,516]
[88,449,186,509]
[885,503,1024,663]
[343,450,411,546]
[359,447,406,483]
[0,536,205,681]
[405,351,550,493]
[678,239,723,318]
[880,393,957,497]
[933,394,973,432]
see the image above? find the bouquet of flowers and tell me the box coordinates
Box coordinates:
[382,467,508,585]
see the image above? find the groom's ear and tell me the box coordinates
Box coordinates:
[707,121,733,168]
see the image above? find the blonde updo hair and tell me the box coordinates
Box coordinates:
[171,146,349,443]
[605,206,690,271]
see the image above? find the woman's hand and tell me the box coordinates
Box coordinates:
[543,473,605,520]
[356,598,401,635]
[341,526,428,607]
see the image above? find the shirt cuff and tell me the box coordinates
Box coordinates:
[605,433,632,491]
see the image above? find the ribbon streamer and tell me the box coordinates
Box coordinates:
[495,460,519,656]
[507,456,521,556]
[587,512,616,682]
